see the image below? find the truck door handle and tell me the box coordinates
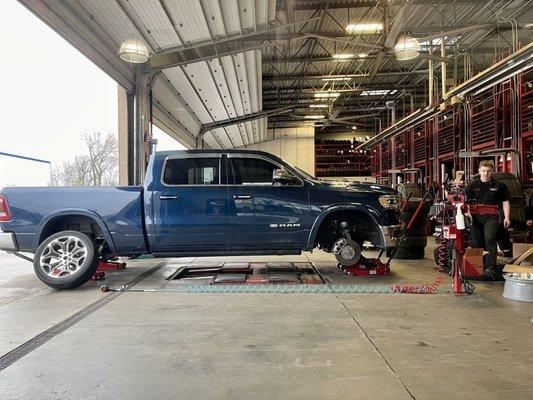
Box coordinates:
[160,195,179,200]
[233,195,252,200]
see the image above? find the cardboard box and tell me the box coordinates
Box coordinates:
[504,247,533,274]
[464,248,484,276]
[512,243,533,259]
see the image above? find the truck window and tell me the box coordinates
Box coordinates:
[229,158,277,185]
[163,158,220,185]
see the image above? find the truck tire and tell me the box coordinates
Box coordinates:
[33,230,99,290]
[399,235,427,248]
[393,246,425,259]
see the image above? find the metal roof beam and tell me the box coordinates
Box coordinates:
[263,70,428,82]
[293,1,378,10]
[200,107,293,134]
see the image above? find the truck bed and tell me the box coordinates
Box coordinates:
[1,186,147,254]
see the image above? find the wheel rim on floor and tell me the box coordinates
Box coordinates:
[39,235,88,279]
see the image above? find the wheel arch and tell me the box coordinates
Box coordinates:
[305,205,380,249]
[34,209,116,253]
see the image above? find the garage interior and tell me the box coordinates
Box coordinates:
[1,1,533,399]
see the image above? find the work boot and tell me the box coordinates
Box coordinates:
[483,268,496,281]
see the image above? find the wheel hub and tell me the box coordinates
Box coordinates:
[39,235,88,279]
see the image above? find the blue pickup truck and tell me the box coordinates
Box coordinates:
[0,150,401,289]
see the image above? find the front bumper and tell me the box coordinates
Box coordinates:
[0,232,18,252]
[378,224,402,248]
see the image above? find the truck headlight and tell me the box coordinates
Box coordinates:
[379,195,400,210]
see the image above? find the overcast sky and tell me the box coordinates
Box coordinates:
[0,1,184,186]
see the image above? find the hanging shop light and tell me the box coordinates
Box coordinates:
[118,38,149,63]
[394,34,421,61]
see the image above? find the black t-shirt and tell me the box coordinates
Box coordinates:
[465,178,510,205]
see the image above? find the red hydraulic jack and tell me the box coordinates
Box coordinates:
[342,256,390,276]
[92,259,127,281]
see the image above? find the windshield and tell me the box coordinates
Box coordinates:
[292,165,322,184]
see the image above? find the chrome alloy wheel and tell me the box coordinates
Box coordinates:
[39,235,88,278]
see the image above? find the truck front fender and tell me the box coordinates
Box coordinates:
[34,209,117,253]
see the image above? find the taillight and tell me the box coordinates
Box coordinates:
[0,195,11,222]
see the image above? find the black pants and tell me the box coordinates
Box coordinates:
[471,215,499,270]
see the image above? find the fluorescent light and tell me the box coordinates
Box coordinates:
[332,53,354,59]
[346,23,383,35]
[360,90,394,96]
[394,34,421,61]
[314,92,341,98]
[321,77,352,82]
[305,115,326,119]
[358,53,368,58]
[309,104,328,108]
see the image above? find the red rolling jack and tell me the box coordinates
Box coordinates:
[91,259,127,281]
[340,256,391,276]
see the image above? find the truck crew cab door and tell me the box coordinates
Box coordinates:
[226,154,309,250]
[151,154,228,252]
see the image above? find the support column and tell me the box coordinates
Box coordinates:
[134,68,152,185]
[118,85,134,185]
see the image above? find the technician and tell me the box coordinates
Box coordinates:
[465,160,511,279]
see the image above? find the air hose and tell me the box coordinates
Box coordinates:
[102,273,447,294]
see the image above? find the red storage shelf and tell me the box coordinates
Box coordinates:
[437,112,455,159]
[470,88,497,151]
[315,139,371,177]
[413,123,427,165]
[394,131,407,169]
[381,141,391,172]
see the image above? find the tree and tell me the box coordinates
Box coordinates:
[49,133,118,187]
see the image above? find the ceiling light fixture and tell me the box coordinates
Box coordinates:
[346,23,383,35]
[360,89,397,96]
[309,104,328,108]
[394,34,421,61]
[118,38,149,63]
[314,92,341,98]
[358,53,369,58]
[305,115,326,119]
[321,77,352,82]
[332,53,354,59]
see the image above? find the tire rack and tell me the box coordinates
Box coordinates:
[520,70,533,183]
[368,70,530,188]
[314,140,372,178]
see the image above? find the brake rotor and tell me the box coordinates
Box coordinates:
[332,238,362,266]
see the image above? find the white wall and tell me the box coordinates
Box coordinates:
[0,155,51,187]
[241,125,315,175]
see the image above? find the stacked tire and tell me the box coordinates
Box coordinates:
[393,197,431,259]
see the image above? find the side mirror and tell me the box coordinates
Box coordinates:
[273,168,299,185]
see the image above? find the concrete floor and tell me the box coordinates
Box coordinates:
[0,243,532,400]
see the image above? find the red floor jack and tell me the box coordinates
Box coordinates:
[92,259,127,281]
[342,255,391,276]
